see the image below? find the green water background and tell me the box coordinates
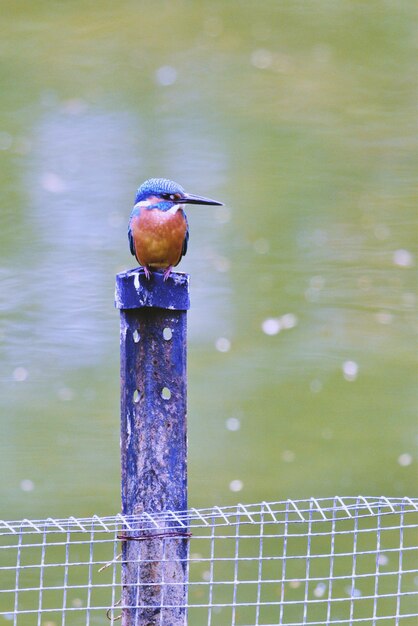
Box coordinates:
[0,1,416,523]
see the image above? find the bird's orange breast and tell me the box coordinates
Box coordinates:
[131,208,187,270]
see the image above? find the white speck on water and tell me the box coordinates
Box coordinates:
[402,292,415,309]
[393,249,414,267]
[251,48,273,69]
[310,275,325,290]
[345,585,362,598]
[62,98,87,115]
[313,582,327,598]
[282,450,295,463]
[263,313,297,333]
[305,287,320,302]
[13,367,28,382]
[312,43,333,64]
[204,16,223,38]
[155,65,177,86]
[20,479,34,492]
[202,570,211,581]
[58,387,74,401]
[280,313,298,329]
[377,554,389,566]
[289,580,301,589]
[343,360,358,381]
[216,337,231,352]
[253,238,270,254]
[213,256,230,273]
[374,223,390,240]
[313,229,328,246]
[41,172,67,193]
[226,417,241,431]
[310,379,323,393]
[321,428,333,440]
[376,311,393,325]
[229,479,243,492]
[262,318,281,335]
[398,453,412,467]
[0,131,13,150]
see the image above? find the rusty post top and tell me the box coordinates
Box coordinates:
[115,268,190,311]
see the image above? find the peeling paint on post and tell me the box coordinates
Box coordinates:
[115,268,190,626]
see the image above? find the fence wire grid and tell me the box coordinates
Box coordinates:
[0,496,417,626]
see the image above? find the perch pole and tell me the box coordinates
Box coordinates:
[115,269,189,625]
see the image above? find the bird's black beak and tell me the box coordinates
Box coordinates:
[181,192,223,206]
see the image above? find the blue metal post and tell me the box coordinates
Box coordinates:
[115,268,190,626]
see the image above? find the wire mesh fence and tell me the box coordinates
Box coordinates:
[0,496,417,625]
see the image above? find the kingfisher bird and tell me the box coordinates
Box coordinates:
[128,178,223,280]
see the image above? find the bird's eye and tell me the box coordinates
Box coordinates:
[162,192,181,202]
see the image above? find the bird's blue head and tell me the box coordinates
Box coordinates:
[134,178,185,204]
[134,178,223,210]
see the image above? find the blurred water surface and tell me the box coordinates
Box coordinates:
[0,1,416,521]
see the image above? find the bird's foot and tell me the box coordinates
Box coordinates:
[143,266,152,280]
[163,266,173,281]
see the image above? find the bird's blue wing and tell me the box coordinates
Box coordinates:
[128,221,136,257]
[181,214,189,257]
[128,206,140,257]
